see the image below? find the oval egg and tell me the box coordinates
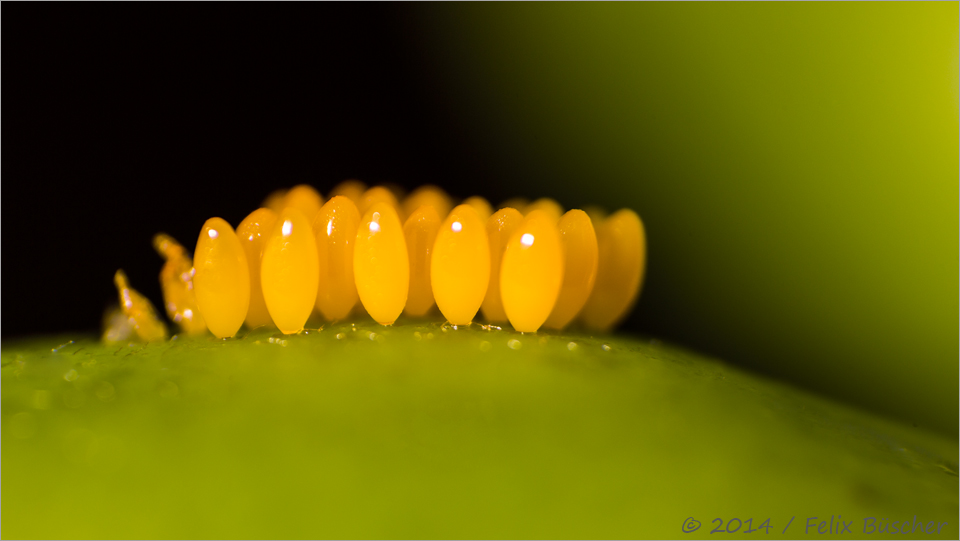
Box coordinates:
[237,208,279,329]
[431,204,490,325]
[544,209,598,330]
[403,205,442,317]
[313,196,361,321]
[261,208,320,334]
[194,217,251,338]
[499,210,564,333]
[480,207,524,323]
[354,202,409,325]
[579,209,646,331]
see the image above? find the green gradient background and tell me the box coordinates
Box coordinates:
[414,3,958,436]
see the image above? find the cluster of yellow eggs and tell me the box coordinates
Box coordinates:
[112,181,646,341]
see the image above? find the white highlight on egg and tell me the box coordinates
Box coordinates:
[451,221,462,232]
[208,229,219,239]
[282,220,293,237]
[326,220,334,237]
[521,233,535,246]
[369,221,381,233]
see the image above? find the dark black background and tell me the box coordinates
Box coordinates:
[3,4,663,340]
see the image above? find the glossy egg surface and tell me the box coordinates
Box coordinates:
[261,208,319,334]
[237,208,278,329]
[431,204,490,325]
[354,202,409,325]
[194,217,251,338]
[499,210,563,332]
[313,196,361,321]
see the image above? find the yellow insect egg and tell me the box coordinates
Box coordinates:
[313,196,361,321]
[499,197,530,212]
[152,233,206,335]
[281,184,324,222]
[524,197,564,222]
[358,186,400,215]
[500,210,564,333]
[403,205,442,317]
[354,202,409,325]
[579,209,647,332]
[463,195,493,223]
[431,204,490,325]
[402,185,453,222]
[236,208,279,329]
[194,218,251,339]
[261,208,320,334]
[262,188,287,214]
[113,269,168,342]
[480,207,524,323]
[328,179,367,207]
[543,210,598,330]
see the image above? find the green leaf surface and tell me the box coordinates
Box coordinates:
[2,322,956,539]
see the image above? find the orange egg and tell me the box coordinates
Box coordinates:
[236,208,279,329]
[480,207,523,323]
[194,217,251,338]
[544,210,598,330]
[431,204,490,325]
[403,205,442,317]
[313,196,361,321]
[354,203,409,325]
[579,209,646,331]
[261,208,320,334]
[499,210,563,332]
